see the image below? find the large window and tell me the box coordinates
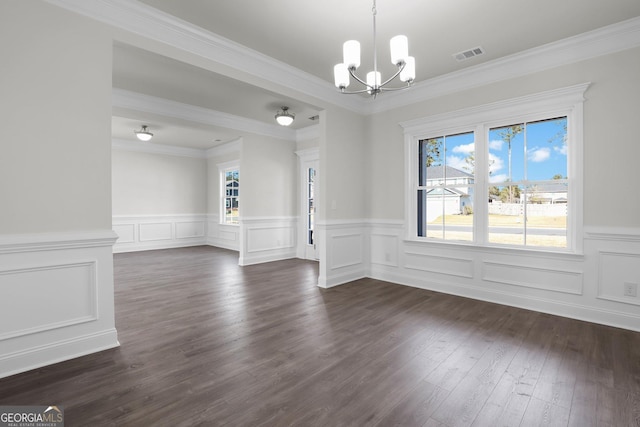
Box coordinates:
[417,132,475,242]
[220,165,239,225]
[487,118,568,247]
[404,84,587,252]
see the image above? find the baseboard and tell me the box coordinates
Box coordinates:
[0,230,119,379]
[370,268,640,332]
[0,329,119,380]
[113,214,207,253]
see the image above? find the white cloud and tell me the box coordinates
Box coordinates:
[554,144,568,155]
[489,140,504,151]
[488,153,504,175]
[452,142,475,154]
[446,155,469,171]
[489,173,508,183]
[529,147,551,162]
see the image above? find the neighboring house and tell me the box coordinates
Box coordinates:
[529,182,568,204]
[424,165,474,221]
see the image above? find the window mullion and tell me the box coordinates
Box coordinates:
[474,124,488,245]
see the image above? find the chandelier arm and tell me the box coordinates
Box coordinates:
[379,62,406,87]
[378,84,413,92]
[348,67,373,89]
[339,88,376,95]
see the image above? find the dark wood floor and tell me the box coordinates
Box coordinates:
[1,246,639,426]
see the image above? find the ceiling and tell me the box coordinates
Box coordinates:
[110,0,640,150]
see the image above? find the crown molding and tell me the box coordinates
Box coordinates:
[48,1,640,116]
[112,138,207,158]
[113,88,297,141]
[206,138,242,159]
[296,124,320,142]
[45,0,367,114]
[369,16,640,114]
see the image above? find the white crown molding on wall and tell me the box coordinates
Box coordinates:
[369,16,640,114]
[113,88,296,142]
[112,138,207,158]
[45,0,364,113]
[48,1,640,116]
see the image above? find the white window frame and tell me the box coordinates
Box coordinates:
[401,83,589,254]
[218,161,240,226]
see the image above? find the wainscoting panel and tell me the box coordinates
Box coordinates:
[482,261,583,295]
[317,221,367,288]
[370,233,399,267]
[0,231,119,379]
[139,222,172,242]
[366,221,640,332]
[597,251,640,306]
[0,261,97,340]
[176,221,206,240]
[113,215,207,253]
[239,217,297,266]
[405,252,474,279]
[206,214,240,252]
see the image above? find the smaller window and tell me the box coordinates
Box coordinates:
[220,166,239,225]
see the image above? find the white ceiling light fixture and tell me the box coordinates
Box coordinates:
[334,0,416,98]
[275,106,295,126]
[134,125,154,141]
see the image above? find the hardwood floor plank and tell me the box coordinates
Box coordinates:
[0,246,638,427]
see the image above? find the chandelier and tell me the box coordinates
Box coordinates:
[333,0,415,97]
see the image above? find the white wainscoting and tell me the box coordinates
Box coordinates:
[0,230,119,379]
[317,220,368,288]
[367,220,640,332]
[113,214,207,253]
[206,214,240,252]
[239,217,298,266]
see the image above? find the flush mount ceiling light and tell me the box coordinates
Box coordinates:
[334,0,416,97]
[134,125,153,141]
[275,107,295,126]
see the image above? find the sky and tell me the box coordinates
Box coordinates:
[437,117,567,183]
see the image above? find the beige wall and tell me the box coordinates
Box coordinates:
[240,135,297,218]
[367,47,640,228]
[320,107,368,221]
[0,2,112,234]
[112,150,207,215]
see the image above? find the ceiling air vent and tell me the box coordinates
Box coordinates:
[453,46,485,62]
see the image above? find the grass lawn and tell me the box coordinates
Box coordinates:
[427,214,567,247]
[430,214,567,228]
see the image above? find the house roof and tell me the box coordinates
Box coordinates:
[426,165,474,180]
[531,182,568,193]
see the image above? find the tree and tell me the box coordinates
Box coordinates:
[552,174,564,180]
[463,152,474,174]
[423,138,443,167]
[499,185,520,203]
[497,125,523,203]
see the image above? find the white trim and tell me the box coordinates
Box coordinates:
[238,217,298,266]
[46,1,640,115]
[112,138,206,158]
[296,124,320,142]
[113,89,296,141]
[0,230,118,254]
[369,17,640,114]
[402,83,588,253]
[0,231,119,378]
[0,329,119,380]
[585,226,640,242]
[112,214,207,253]
[207,138,242,158]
